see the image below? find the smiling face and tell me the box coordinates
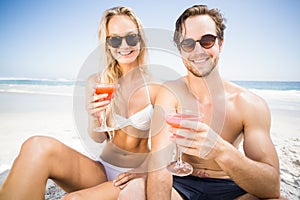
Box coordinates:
[181,15,223,78]
[107,15,140,67]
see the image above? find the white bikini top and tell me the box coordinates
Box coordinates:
[113,71,153,131]
[114,104,153,131]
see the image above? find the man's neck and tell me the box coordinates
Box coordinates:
[186,68,226,134]
[186,68,224,103]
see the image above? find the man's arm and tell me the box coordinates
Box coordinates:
[147,86,177,200]
[214,92,280,198]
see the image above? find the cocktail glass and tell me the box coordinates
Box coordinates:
[165,110,203,176]
[94,83,118,132]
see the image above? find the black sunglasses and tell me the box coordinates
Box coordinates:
[106,34,140,48]
[180,34,218,52]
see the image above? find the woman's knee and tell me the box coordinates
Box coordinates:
[20,136,61,159]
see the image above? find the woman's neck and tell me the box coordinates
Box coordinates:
[120,60,139,75]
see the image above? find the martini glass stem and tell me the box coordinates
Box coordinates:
[177,146,183,165]
[100,108,108,129]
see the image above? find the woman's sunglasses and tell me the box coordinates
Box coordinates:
[106,34,140,48]
[180,34,218,52]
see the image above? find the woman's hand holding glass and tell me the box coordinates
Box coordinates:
[89,92,110,118]
[88,83,118,132]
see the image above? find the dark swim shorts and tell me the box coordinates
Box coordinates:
[173,175,246,200]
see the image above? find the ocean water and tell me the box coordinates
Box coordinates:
[0,77,78,96]
[233,81,300,111]
[0,78,299,93]
[0,78,299,111]
[0,78,78,113]
[233,80,300,91]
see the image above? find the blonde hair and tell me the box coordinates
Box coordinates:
[98,6,148,83]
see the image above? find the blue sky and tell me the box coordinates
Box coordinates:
[0,0,300,81]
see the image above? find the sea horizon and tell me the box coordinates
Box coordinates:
[0,76,299,83]
[0,76,299,91]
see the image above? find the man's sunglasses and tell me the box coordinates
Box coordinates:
[106,34,140,48]
[180,34,218,52]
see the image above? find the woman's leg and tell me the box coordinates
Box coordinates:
[118,177,146,200]
[61,181,120,200]
[118,178,182,200]
[0,136,107,200]
[61,178,148,200]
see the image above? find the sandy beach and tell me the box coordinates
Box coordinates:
[0,88,299,199]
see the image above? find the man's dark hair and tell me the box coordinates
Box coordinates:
[174,5,226,50]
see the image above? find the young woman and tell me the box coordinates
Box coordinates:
[0,6,158,200]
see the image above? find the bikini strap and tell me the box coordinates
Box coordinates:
[140,68,151,103]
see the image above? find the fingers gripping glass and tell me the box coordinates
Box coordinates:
[165,110,203,176]
[94,83,118,132]
[106,34,140,48]
[180,34,218,52]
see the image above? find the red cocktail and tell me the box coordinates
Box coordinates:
[165,110,203,176]
[166,113,203,137]
[95,84,116,101]
[94,83,118,132]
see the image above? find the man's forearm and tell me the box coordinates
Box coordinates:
[215,143,280,198]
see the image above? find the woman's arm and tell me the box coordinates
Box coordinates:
[86,74,110,143]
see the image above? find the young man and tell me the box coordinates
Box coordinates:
[147,5,280,200]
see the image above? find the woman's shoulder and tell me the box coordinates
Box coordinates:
[87,73,101,84]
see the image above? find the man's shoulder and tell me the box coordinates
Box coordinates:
[163,77,185,86]
[161,77,187,92]
[155,77,190,103]
[224,80,268,109]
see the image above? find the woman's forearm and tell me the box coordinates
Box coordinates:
[88,115,108,143]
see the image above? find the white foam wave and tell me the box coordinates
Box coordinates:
[250,89,300,111]
[0,77,75,82]
[0,84,75,96]
[0,89,73,96]
[250,89,300,101]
